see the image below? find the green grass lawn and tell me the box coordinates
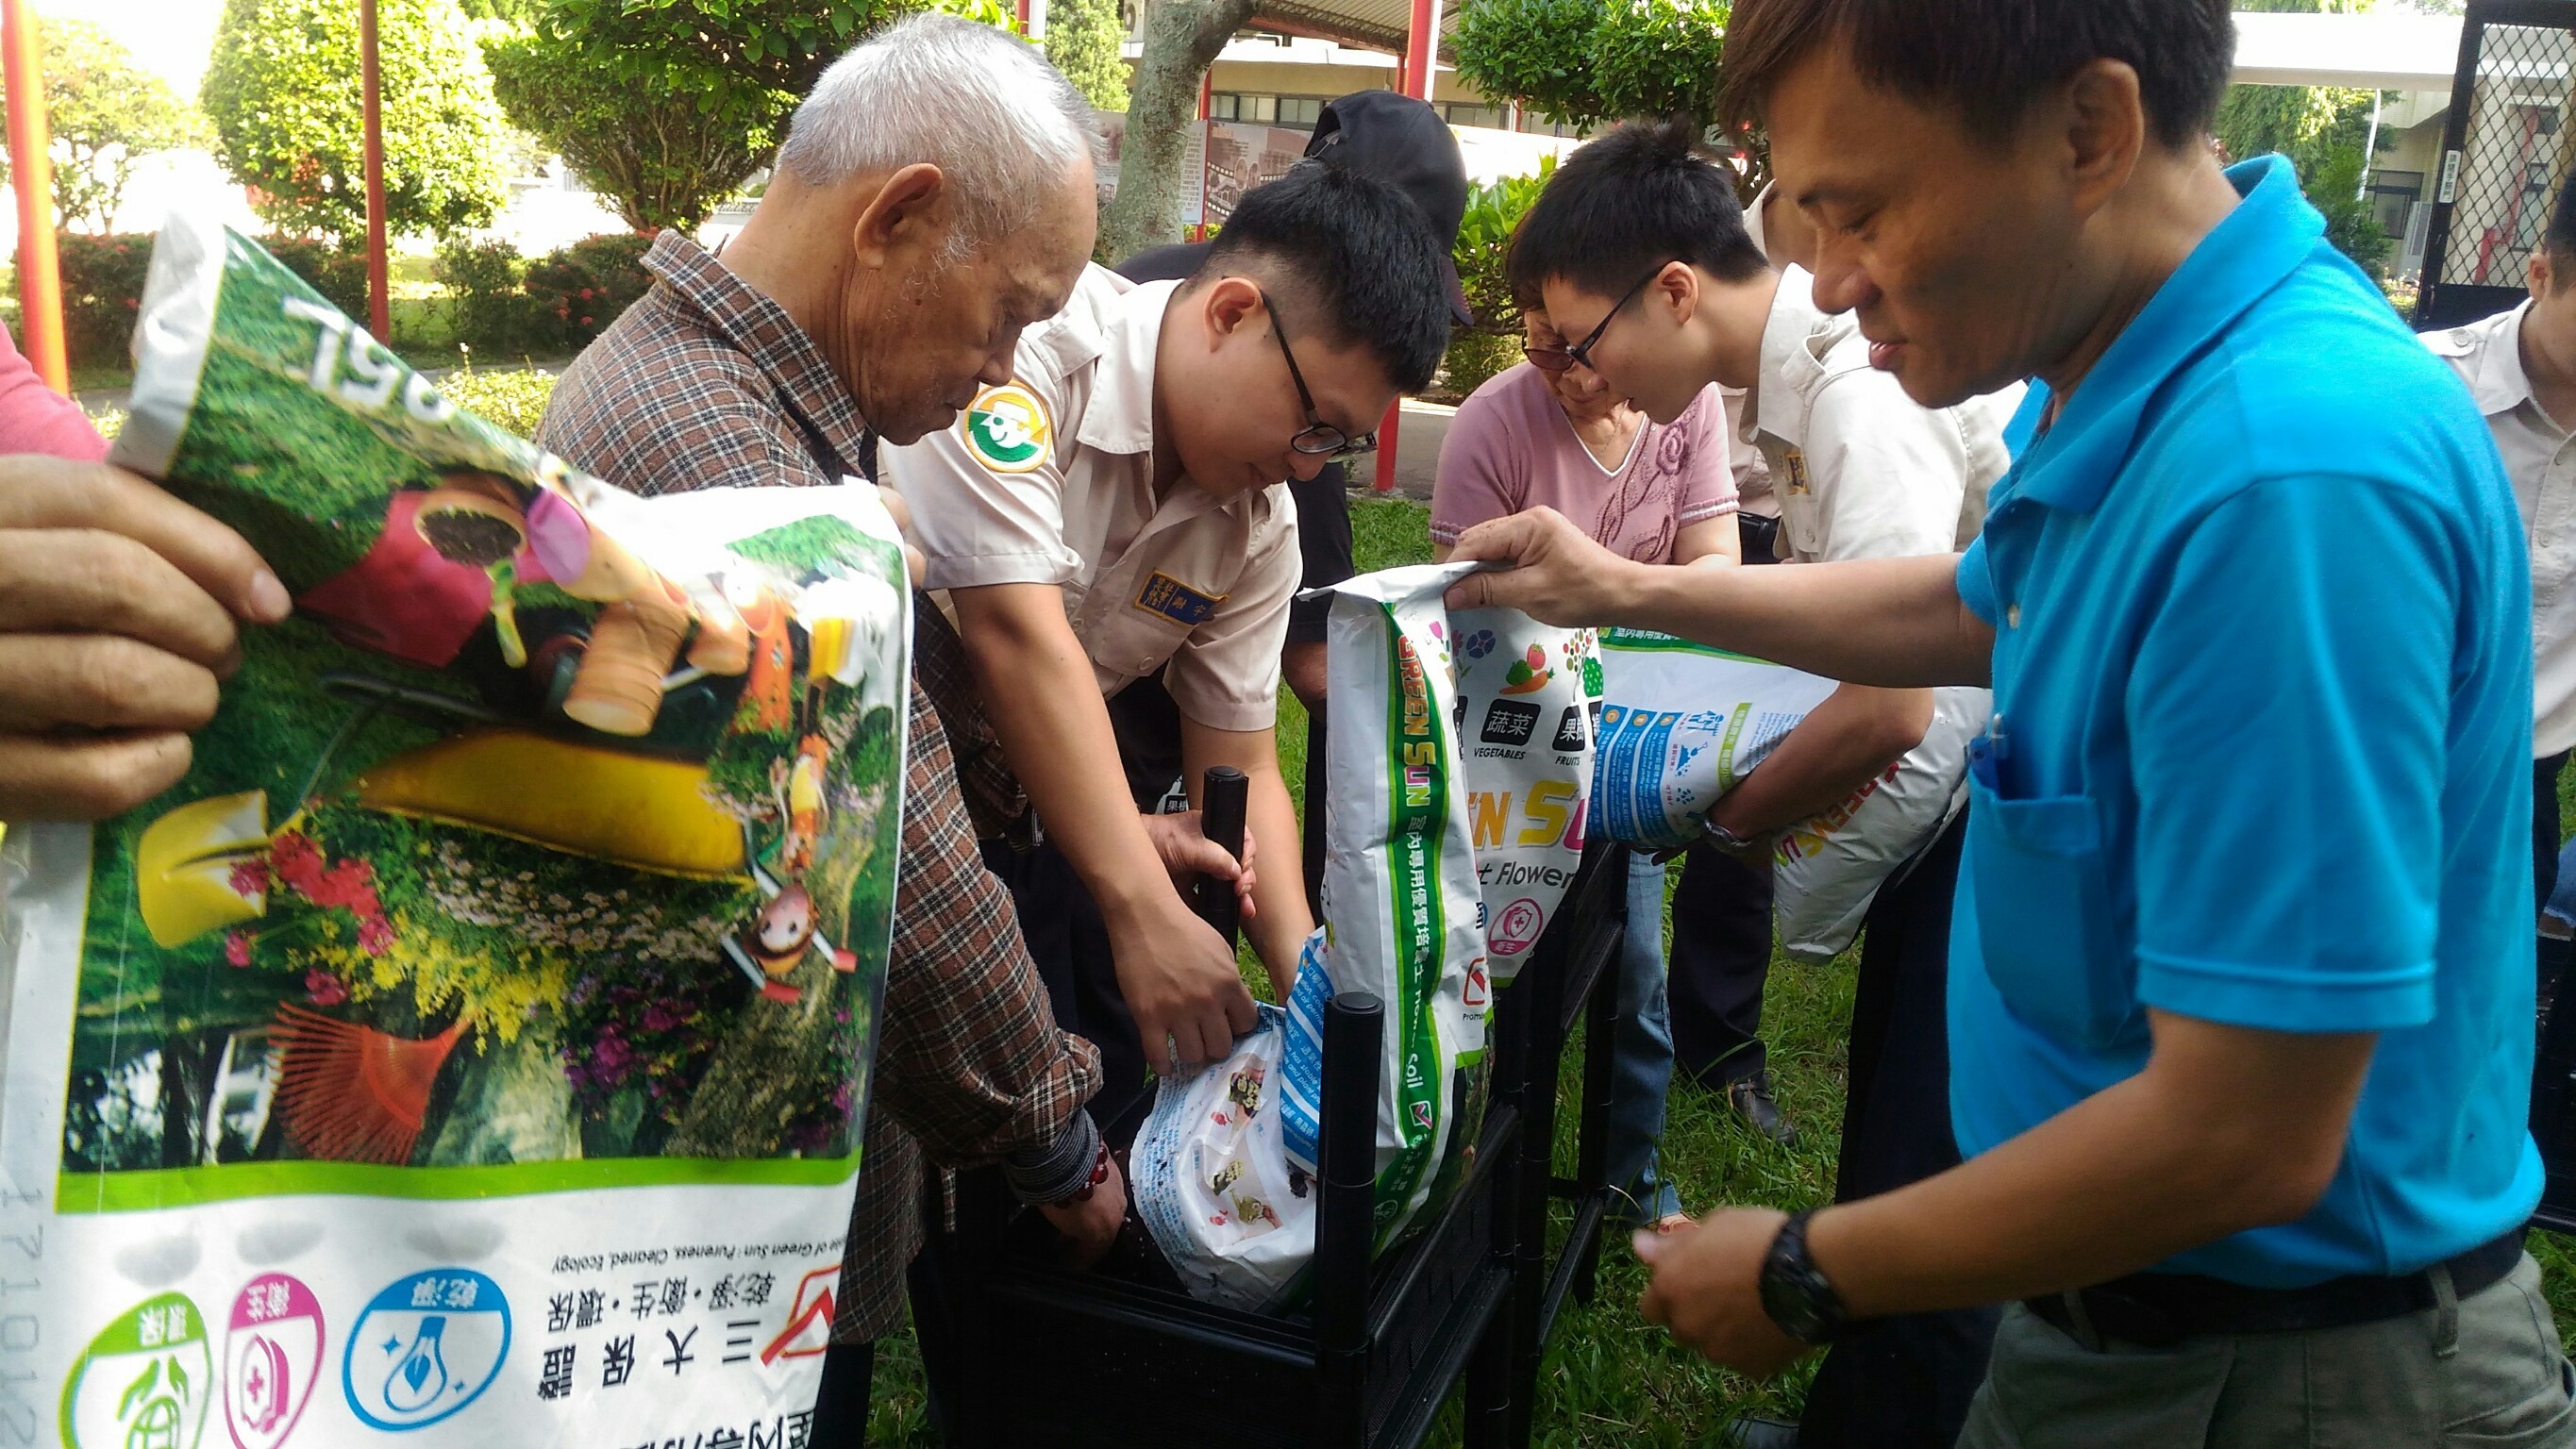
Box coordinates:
[865,492,2576,1445]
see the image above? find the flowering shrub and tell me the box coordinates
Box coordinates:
[59,231,155,368]
[433,232,652,358]
[521,232,653,353]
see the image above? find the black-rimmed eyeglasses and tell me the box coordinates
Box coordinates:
[1262,289,1379,460]
[1530,263,1671,375]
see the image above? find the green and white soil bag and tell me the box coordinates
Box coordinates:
[0,214,910,1447]
[1591,628,1985,960]
[1447,610,1599,980]
[1142,565,1516,1308]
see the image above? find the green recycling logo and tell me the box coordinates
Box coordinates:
[962,383,1052,474]
[61,1292,212,1449]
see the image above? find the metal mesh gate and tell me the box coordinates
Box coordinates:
[2418,2,2576,327]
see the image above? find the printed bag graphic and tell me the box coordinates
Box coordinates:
[1590,629,1983,959]
[1,214,910,1446]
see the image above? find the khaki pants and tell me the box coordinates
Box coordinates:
[1959,1254,2576,1449]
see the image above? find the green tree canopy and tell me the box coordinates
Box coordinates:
[202,0,509,242]
[2216,0,2391,272]
[1453,0,1728,132]
[0,19,205,232]
[484,0,1015,236]
[1045,0,1130,112]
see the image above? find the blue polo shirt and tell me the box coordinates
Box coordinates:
[1949,156,2540,1287]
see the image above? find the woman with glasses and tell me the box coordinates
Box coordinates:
[1430,290,1743,1242]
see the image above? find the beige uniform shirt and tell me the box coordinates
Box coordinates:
[882,264,1301,732]
[2426,301,2576,758]
[1742,264,2019,564]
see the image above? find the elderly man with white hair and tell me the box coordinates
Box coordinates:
[537,14,1194,1431]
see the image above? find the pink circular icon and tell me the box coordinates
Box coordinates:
[226,1274,323,1449]
[1488,898,1544,957]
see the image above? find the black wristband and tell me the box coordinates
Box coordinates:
[1758,1209,1855,1344]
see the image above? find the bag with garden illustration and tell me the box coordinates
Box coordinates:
[0,213,910,1447]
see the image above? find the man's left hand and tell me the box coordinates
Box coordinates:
[1141,808,1258,924]
[1635,1208,1813,1377]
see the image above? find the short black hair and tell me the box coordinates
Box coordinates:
[2551,179,2576,279]
[1505,119,1771,310]
[1717,0,2233,153]
[1196,161,1450,391]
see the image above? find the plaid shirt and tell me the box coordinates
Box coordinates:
[538,232,1096,1341]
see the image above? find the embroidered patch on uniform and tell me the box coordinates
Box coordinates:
[1781,445,1812,495]
[962,382,1053,473]
[1134,571,1226,626]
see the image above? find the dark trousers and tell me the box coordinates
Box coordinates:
[1799,809,1998,1449]
[808,1339,877,1445]
[978,838,1150,1135]
[1667,843,1775,1088]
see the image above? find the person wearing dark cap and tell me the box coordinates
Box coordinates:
[1114,91,1474,912]
[883,162,1455,1104]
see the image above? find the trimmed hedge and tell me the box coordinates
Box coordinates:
[435,364,558,438]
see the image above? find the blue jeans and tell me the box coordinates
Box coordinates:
[1606,849,1682,1224]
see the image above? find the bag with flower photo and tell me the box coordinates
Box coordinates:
[0,212,909,1448]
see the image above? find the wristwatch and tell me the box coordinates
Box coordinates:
[1758,1210,1855,1343]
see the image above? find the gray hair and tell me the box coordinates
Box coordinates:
[778,13,1097,250]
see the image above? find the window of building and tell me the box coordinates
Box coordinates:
[2365,169,2425,241]
[1209,92,1328,129]
[1440,102,1506,129]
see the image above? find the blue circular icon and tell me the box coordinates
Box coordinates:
[341,1269,510,1431]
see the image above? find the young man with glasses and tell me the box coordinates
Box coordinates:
[1498,118,2017,1449]
[881,162,1452,1108]
[1432,283,1741,1245]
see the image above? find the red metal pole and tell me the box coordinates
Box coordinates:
[360,0,390,340]
[1,0,65,393]
[1403,0,1441,99]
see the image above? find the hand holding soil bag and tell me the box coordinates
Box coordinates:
[2,215,909,1446]
[1137,564,1597,1309]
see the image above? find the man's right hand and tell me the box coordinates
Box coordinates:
[1443,506,1648,624]
[1107,896,1258,1071]
[0,458,288,820]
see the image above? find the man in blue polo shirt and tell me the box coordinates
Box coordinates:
[1445,1,2573,1442]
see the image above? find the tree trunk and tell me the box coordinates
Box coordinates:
[1095,0,1258,262]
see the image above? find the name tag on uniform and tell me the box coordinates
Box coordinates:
[1781,445,1812,495]
[1134,571,1225,626]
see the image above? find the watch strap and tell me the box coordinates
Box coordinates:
[1759,1209,1855,1344]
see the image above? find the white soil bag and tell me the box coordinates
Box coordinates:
[1590,628,1985,960]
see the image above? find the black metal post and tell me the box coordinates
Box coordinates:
[1507,924,1565,1448]
[1194,764,1250,944]
[2416,3,2491,327]
[1464,934,1531,1448]
[1571,928,1620,1308]
[1315,991,1384,1446]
